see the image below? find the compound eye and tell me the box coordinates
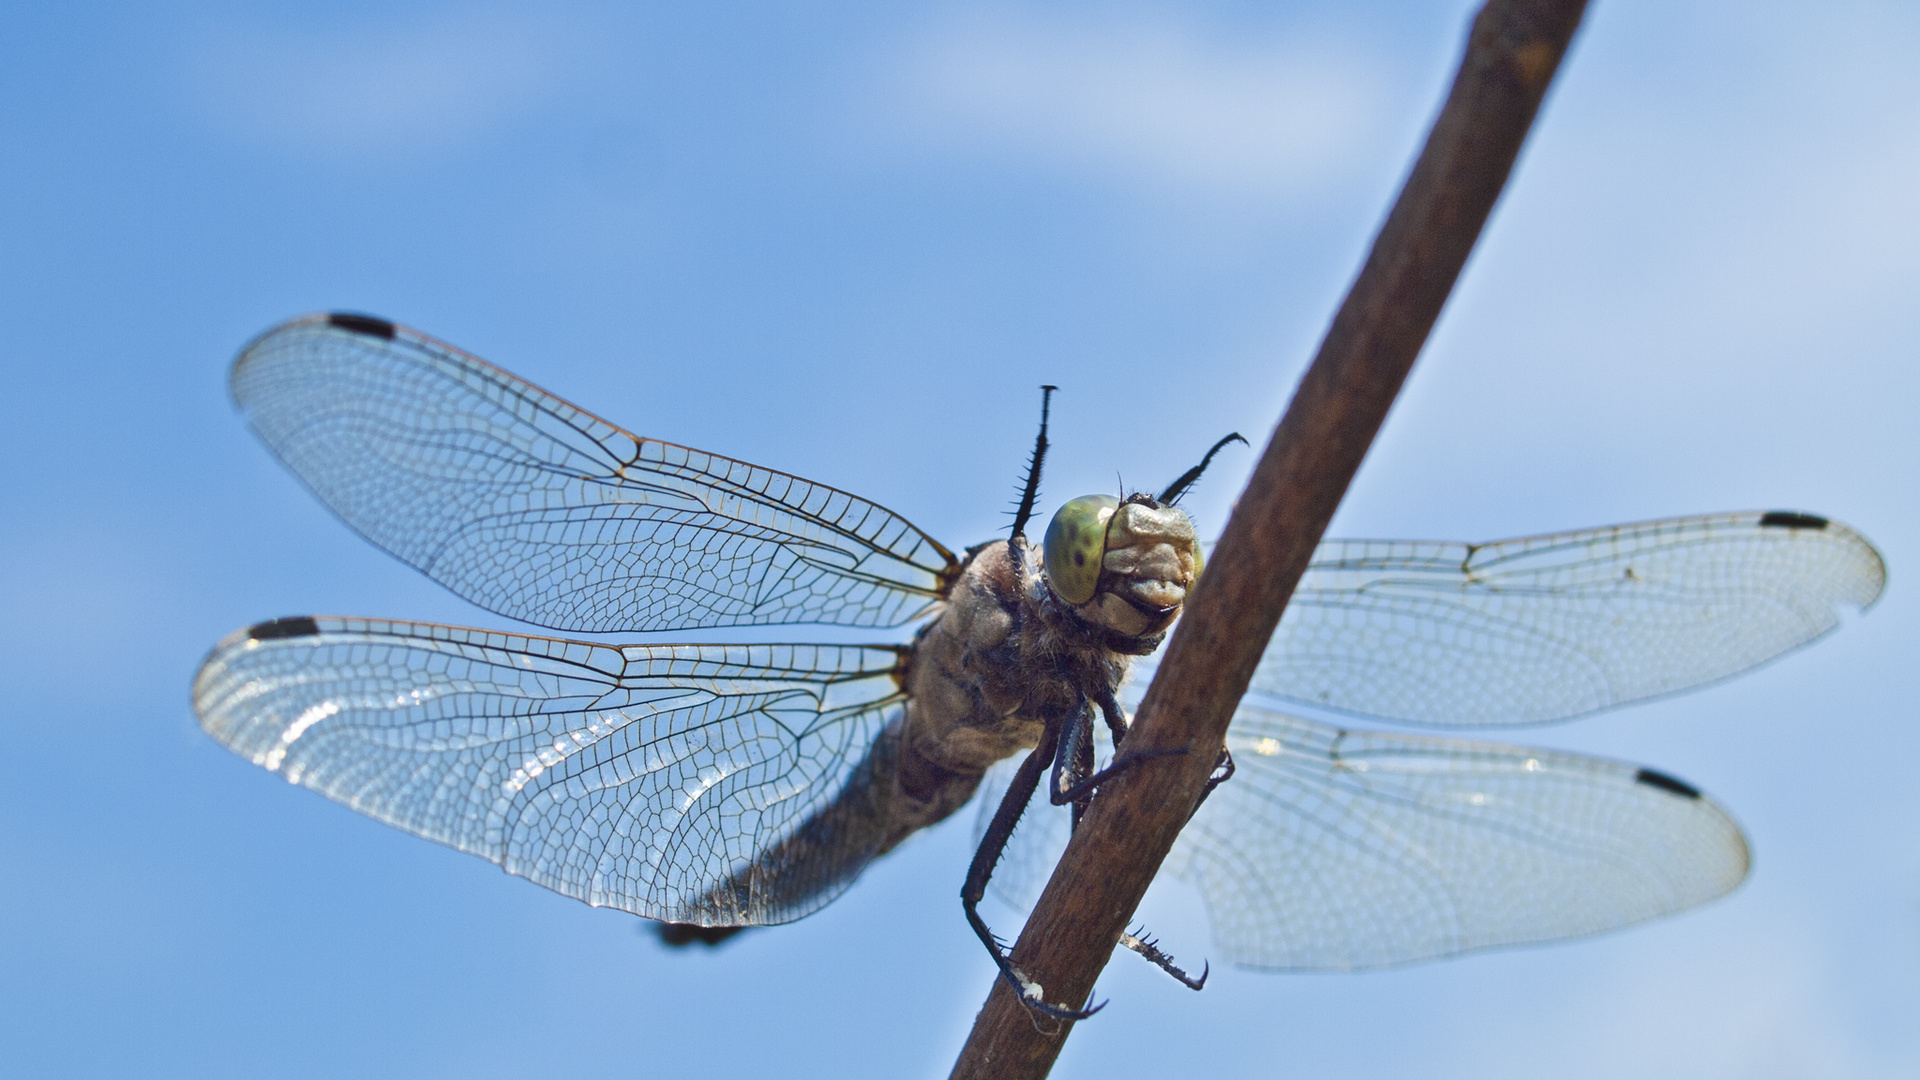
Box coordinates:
[1043,494,1121,605]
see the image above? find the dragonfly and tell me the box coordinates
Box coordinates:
[193,313,1886,1018]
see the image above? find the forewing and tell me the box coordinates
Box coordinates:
[230,314,957,632]
[1145,512,1882,726]
[193,616,907,926]
[977,708,1747,970]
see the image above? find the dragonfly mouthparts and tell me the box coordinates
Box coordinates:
[1064,502,1201,640]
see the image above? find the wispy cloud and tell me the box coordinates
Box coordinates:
[181,8,573,160]
[870,13,1386,199]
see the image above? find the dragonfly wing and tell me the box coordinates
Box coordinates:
[977,706,1747,970]
[1137,512,1883,726]
[193,616,908,927]
[230,314,957,632]
[1170,705,1747,969]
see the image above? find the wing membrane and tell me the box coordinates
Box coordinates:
[230,315,958,632]
[1148,512,1883,726]
[193,616,907,926]
[978,707,1747,969]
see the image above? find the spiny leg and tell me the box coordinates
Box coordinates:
[1157,432,1248,504]
[1119,927,1209,991]
[1084,684,1215,992]
[1007,385,1058,542]
[962,723,1104,1021]
[1047,723,1208,991]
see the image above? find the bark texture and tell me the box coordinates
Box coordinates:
[948,1,1592,1075]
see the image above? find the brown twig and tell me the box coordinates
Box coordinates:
[946,1,1590,1076]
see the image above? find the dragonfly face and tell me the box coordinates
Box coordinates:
[1042,495,1203,643]
[193,313,1885,1018]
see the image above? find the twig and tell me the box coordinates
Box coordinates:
[946,2,1590,1076]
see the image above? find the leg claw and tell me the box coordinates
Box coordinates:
[1120,926,1209,991]
[1000,964,1106,1020]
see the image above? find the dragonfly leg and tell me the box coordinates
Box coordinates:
[1156,432,1247,505]
[1007,385,1057,542]
[1187,748,1237,821]
[1053,681,1186,807]
[962,723,1105,1021]
[1050,741,1188,807]
[1119,926,1208,991]
[1091,684,1130,747]
[1074,684,1224,816]
[1071,726,1095,830]
[1049,700,1097,830]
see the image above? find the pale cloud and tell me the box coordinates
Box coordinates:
[870,13,1387,199]
[182,8,572,159]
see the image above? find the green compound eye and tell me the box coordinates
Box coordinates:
[1043,494,1121,605]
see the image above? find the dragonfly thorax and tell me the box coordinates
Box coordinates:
[1040,495,1202,644]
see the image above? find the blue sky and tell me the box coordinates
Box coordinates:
[2,1,1916,1077]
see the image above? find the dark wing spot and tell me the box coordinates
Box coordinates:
[248,616,321,640]
[657,922,745,947]
[327,312,397,339]
[1074,552,1086,566]
[1759,511,1829,530]
[1634,767,1701,800]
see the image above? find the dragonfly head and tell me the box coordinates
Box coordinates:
[1042,494,1202,640]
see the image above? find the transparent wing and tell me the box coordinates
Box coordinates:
[1143,511,1884,727]
[230,314,959,633]
[193,616,908,926]
[977,707,1747,970]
